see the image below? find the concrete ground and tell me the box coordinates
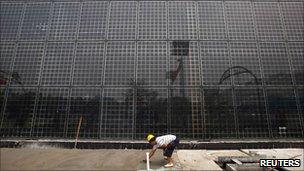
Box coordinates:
[1,147,303,170]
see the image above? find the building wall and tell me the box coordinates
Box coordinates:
[0,0,303,140]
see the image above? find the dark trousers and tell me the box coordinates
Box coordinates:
[163,139,179,157]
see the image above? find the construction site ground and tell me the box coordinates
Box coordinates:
[1,147,303,171]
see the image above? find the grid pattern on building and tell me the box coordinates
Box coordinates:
[0,0,303,140]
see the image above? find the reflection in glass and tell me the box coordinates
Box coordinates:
[1,87,36,137]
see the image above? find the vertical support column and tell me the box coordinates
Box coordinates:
[99,1,111,139]
[278,2,303,135]
[251,1,273,138]
[166,1,171,134]
[195,1,205,140]
[223,1,238,138]
[132,1,139,140]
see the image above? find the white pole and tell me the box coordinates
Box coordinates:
[146,152,150,170]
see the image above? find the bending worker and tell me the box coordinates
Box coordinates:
[145,133,179,168]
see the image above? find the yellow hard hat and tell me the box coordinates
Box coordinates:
[146,134,155,142]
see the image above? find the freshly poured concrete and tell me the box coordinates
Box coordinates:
[1,148,303,170]
[177,150,222,170]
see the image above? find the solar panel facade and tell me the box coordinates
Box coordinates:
[0,0,303,140]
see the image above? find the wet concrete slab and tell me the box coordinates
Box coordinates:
[206,150,249,162]
[137,151,183,170]
[1,148,146,170]
[1,148,303,170]
[177,150,222,170]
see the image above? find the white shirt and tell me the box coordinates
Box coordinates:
[154,134,176,148]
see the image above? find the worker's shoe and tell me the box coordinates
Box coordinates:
[164,163,174,168]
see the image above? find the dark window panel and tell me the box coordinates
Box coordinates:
[200,41,231,85]
[73,42,104,86]
[79,1,108,40]
[0,43,15,86]
[49,2,80,41]
[266,88,302,138]
[137,41,167,86]
[169,41,201,86]
[296,88,304,132]
[171,88,203,139]
[67,87,100,139]
[104,42,136,86]
[12,42,44,86]
[20,2,50,40]
[101,88,134,139]
[197,1,226,40]
[288,42,304,85]
[168,1,197,40]
[1,87,36,137]
[234,87,269,138]
[135,88,167,139]
[225,1,255,40]
[260,42,292,85]
[253,2,284,41]
[41,42,74,86]
[0,3,23,40]
[281,2,304,41]
[138,1,167,40]
[33,87,69,138]
[0,87,5,120]
[108,1,137,40]
[230,42,262,85]
[203,88,236,139]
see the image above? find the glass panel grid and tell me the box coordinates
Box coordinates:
[230,42,262,85]
[168,1,197,40]
[108,1,137,40]
[169,41,201,86]
[137,41,167,86]
[254,2,284,41]
[101,88,133,139]
[259,42,292,85]
[266,88,302,138]
[79,1,108,40]
[0,0,303,140]
[281,2,304,41]
[1,87,36,137]
[171,88,203,139]
[225,1,255,40]
[0,43,15,86]
[67,87,100,139]
[135,88,167,139]
[138,1,167,40]
[0,87,5,122]
[104,42,136,86]
[20,2,50,40]
[41,42,74,86]
[197,1,226,40]
[288,42,304,86]
[0,3,23,40]
[200,41,231,85]
[235,87,268,138]
[204,88,236,139]
[49,2,80,41]
[12,42,44,86]
[73,42,104,86]
[33,87,69,137]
